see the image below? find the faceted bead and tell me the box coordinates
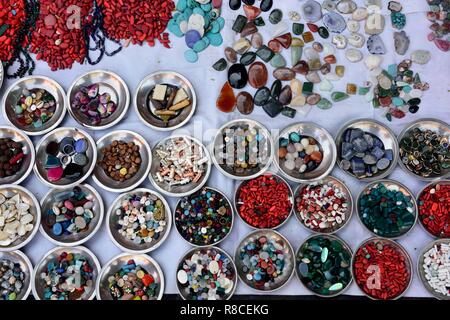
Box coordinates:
[236,92,254,115]
[248,62,268,88]
[216,82,236,112]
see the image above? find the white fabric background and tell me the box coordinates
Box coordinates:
[0,0,449,297]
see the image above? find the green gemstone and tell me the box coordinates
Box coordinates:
[292,23,304,35]
[302,82,314,95]
[317,97,332,109]
[331,91,349,102]
[270,53,287,68]
[253,17,265,27]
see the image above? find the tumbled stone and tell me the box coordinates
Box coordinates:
[347,20,360,32]
[254,17,266,27]
[364,54,382,69]
[337,0,357,14]
[260,0,273,12]
[279,85,293,105]
[394,31,410,55]
[335,65,345,77]
[317,97,333,109]
[352,7,368,20]
[319,78,333,91]
[308,58,322,70]
[324,54,336,64]
[302,31,315,43]
[367,35,386,54]
[281,107,296,118]
[312,42,324,52]
[240,52,256,65]
[411,50,431,65]
[275,33,293,49]
[270,53,287,68]
[290,79,303,96]
[302,82,314,95]
[243,5,261,20]
[391,12,406,30]
[251,32,264,49]
[293,23,304,35]
[248,62,268,88]
[262,98,283,117]
[233,38,252,54]
[292,37,305,47]
[293,60,309,75]
[388,1,402,12]
[307,23,319,33]
[322,12,346,33]
[365,13,385,35]
[302,0,323,22]
[332,34,347,49]
[345,49,363,62]
[232,15,248,33]
[435,39,450,52]
[346,83,357,95]
[318,26,330,39]
[241,22,258,37]
[268,39,282,53]
[228,64,248,89]
[290,95,307,107]
[273,68,296,81]
[216,82,236,112]
[253,87,271,106]
[306,71,321,83]
[306,93,321,105]
[256,45,275,62]
[270,80,282,99]
[229,0,242,10]
[326,73,341,81]
[291,45,303,65]
[322,0,336,11]
[320,62,331,75]
[304,47,320,60]
[269,9,283,24]
[236,92,254,115]
[348,33,365,48]
[213,58,227,71]
[331,91,350,102]
[225,47,238,63]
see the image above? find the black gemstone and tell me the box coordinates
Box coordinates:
[281,107,296,118]
[242,0,255,4]
[270,80,282,99]
[254,87,271,106]
[232,15,248,33]
[408,105,419,113]
[228,64,248,89]
[240,52,257,65]
[262,98,283,118]
[229,0,241,10]
[407,98,421,106]
[212,58,227,71]
[260,0,273,12]
[256,45,274,62]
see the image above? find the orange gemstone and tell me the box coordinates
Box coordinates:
[216,82,236,113]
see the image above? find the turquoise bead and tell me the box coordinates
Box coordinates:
[193,39,208,52]
[177,0,187,11]
[184,50,198,63]
[210,20,220,33]
[392,97,404,106]
[206,32,223,46]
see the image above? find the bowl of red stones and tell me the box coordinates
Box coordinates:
[96,253,164,300]
[352,237,413,300]
[275,122,336,183]
[135,71,196,131]
[66,70,130,130]
[2,76,66,136]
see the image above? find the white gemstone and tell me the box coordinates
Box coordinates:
[348,33,365,48]
[345,49,363,62]
[319,79,334,91]
[364,54,382,70]
[365,13,385,35]
[332,34,347,49]
[347,19,360,32]
[352,7,368,20]
[411,50,431,65]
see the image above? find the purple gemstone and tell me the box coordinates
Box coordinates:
[185,30,202,49]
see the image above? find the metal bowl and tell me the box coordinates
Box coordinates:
[66,70,130,130]
[135,71,196,131]
[0,126,35,185]
[234,172,294,230]
[351,237,413,300]
[417,238,450,300]
[96,252,164,300]
[235,229,295,292]
[335,118,399,181]
[397,118,450,181]
[211,119,274,180]
[176,246,237,300]
[0,250,33,300]
[32,246,100,300]
[2,76,66,136]
[293,176,353,234]
[0,61,4,89]
[34,127,97,189]
[149,135,212,197]
[275,122,336,183]
[93,130,151,193]
[0,185,41,252]
[107,188,172,253]
[295,234,353,298]
[39,184,104,246]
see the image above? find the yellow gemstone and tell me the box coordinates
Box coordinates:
[136,270,145,279]
[302,32,314,43]
[346,83,357,95]
[335,65,345,77]
[119,168,128,176]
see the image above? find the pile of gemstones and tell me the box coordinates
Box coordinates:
[0,193,34,247]
[98,140,141,182]
[14,88,56,129]
[0,137,26,178]
[0,258,26,300]
[0,0,27,62]
[418,182,450,238]
[421,241,450,297]
[426,0,450,52]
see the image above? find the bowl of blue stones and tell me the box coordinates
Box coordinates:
[39,184,104,247]
[336,119,399,181]
[0,250,34,300]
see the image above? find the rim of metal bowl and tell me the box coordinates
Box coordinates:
[274,121,337,184]
[106,188,172,254]
[32,245,101,300]
[295,233,353,298]
[149,134,212,198]
[0,250,34,300]
[210,118,274,181]
[234,229,295,292]
[0,125,36,185]
[134,71,197,132]
[397,118,450,182]
[356,179,418,240]
[233,171,294,230]
[351,236,413,300]
[38,183,105,247]
[2,75,67,136]
[96,252,165,300]
[174,186,235,247]
[176,245,237,300]
[92,130,152,193]
[293,175,354,235]
[0,184,41,252]
[417,238,450,300]
[335,118,399,182]
[0,61,4,89]
[66,70,130,131]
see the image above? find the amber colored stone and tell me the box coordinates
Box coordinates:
[268,40,282,53]
[346,83,357,95]
[273,67,295,81]
[278,147,287,158]
[324,54,336,64]
[216,82,236,113]
[236,91,255,115]
[292,60,309,75]
[302,31,314,43]
[307,23,319,32]
[274,33,292,49]
[243,5,261,20]
[310,151,323,162]
[335,65,345,77]
[248,62,268,88]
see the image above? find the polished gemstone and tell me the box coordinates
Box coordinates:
[229,0,242,10]
[291,45,303,65]
[281,107,296,118]
[251,32,263,49]
[322,12,346,33]
[262,98,283,117]
[270,80,282,99]
[270,53,287,68]
[302,31,314,43]
[228,64,248,89]
[260,0,273,12]
[331,91,350,102]
[302,0,323,23]
[293,23,304,35]
[365,13,385,35]
[337,0,357,14]
[293,60,309,75]
[240,51,257,65]
[243,5,261,20]
[268,39,282,53]
[275,33,293,48]
[367,35,386,54]
[269,9,283,24]
[306,71,321,83]
[212,58,227,71]
[233,38,251,54]
[241,22,258,37]
[224,47,238,63]
[411,50,431,65]
[216,82,236,112]
[232,15,247,33]
[307,23,319,32]
[324,54,336,64]
[394,31,410,55]
[256,45,275,62]
[236,92,254,115]
[254,87,271,106]
[318,26,330,38]
[306,93,321,105]
[279,85,293,105]
[317,97,333,109]
[248,62,268,88]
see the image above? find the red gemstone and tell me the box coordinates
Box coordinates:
[243,5,261,20]
[268,39,282,53]
[216,82,236,113]
[307,23,319,32]
[248,62,268,89]
[274,33,292,49]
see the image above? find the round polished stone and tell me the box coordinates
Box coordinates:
[269,9,283,24]
[236,92,255,115]
[228,63,248,89]
[254,87,271,106]
[248,62,268,88]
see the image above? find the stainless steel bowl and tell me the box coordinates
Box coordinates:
[149,135,212,197]
[0,250,33,300]
[34,127,97,189]
[335,118,399,181]
[107,188,172,253]
[96,252,164,300]
[397,118,450,181]
[0,185,41,252]
[275,122,337,183]
[2,76,67,136]
[0,126,35,185]
[293,175,354,234]
[176,246,237,300]
[235,229,295,292]
[32,246,100,300]
[135,71,197,131]
[0,61,4,89]
[66,70,130,130]
[39,184,104,246]
[211,119,274,180]
[93,130,151,193]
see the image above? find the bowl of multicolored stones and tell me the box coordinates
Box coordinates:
[1,75,67,136]
[296,234,353,297]
[335,118,399,181]
[39,184,104,247]
[32,246,100,300]
[275,122,336,184]
[149,135,212,198]
[397,118,450,181]
[107,189,172,254]
[211,119,274,180]
[176,246,237,300]
[357,179,417,239]
[135,71,196,131]
[0,126,35,185]
[66,70,130,130]
[418,239,450,300]
[0,250,33,300]
[96,253,164,300]
[0,185,41,252]
[235,229,295,292]
[294,176,353,234]
[93,130,151,193]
